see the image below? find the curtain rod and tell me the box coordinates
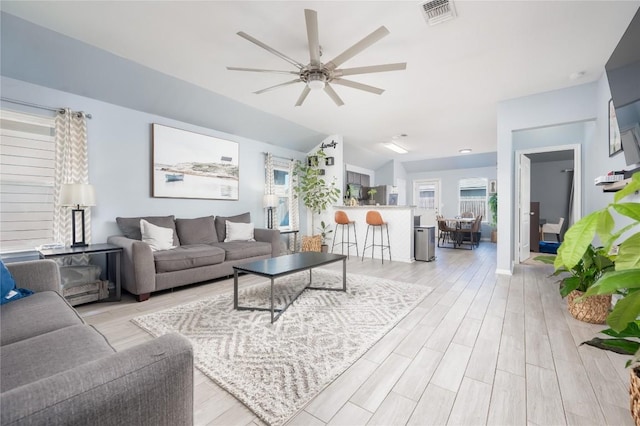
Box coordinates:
[262,152,296,162]
[1,97,92,119]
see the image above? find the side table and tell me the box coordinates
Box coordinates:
[279,229,299,253]
[38,243,122,303]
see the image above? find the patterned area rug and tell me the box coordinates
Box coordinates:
[132,269,432,426]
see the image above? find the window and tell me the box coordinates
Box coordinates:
[416,182,436,209]
[459,177,488,220]
[0,110,56,252]
[272,166,291,229]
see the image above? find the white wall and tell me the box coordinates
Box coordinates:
[1,76,308,244]
[496,77,629,274]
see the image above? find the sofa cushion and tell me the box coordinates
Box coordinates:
[141,219,176,251]
[176,216,217,244]
[116,215,180,246]
[225,221,255,242]
[214,212,250,243]
[1,324,115,392]
[0,291,84,346]
[153,245,225,273]
[210,241,272,261]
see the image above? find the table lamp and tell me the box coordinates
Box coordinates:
[263,194,279,229]
[60,183,96,247]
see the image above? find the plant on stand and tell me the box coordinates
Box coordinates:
[293,149,340,251]
[549,172,640,421]
[489,193,498,243]
[367,188,377,205]
[317,221,333,253]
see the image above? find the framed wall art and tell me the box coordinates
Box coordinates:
[609,98,622,157]
[152,124,239,200]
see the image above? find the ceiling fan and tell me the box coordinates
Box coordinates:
[227,9,407,107]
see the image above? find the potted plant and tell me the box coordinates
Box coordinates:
[489,193,498,243]
[550,172,640,420]
[536,244,614,323]
[317,221,333,253]
[367,188,377,205]
[293,149,340,249]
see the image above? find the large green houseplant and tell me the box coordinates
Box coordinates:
[551,172,640,420]
[293,149,340,236]
[489,193,498,243]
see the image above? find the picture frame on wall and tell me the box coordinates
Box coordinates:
[609,98,623,157]
[489,179,497,194]
[152,123,239,200]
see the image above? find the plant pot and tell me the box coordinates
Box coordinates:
[567,290,611,324]
[491,229,497,243]
[368,199,375,205]
[320,244,329,253]
[630,367,640,426]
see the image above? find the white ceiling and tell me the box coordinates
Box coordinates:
[2,1,639,163]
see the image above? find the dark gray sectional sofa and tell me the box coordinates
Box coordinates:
[0,260,194,426]
[108,213,280,301]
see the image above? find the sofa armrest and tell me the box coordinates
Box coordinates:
[0,333,193,426]
[254,228,280,257]
[107,235,156,296]
[6,260,61,294]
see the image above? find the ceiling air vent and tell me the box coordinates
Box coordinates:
[420,0,456,26]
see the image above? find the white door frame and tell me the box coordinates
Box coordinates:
[513,144,581,263]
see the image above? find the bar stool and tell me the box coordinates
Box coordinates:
[331,210,358,257]
[362,210,391,264]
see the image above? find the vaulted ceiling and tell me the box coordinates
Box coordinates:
[1,1,638,170]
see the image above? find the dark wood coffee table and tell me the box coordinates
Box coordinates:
[233,252,347,323]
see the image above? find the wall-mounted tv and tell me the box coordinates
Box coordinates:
[606,8,640,167]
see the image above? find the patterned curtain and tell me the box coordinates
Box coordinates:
[288,159,299,251]
[53,109,90,252]
[264,153,278,228]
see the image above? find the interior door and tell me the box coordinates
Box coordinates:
[413,179,440,226]
[519,155,531,261]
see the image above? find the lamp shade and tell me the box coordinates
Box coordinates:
[60,183,96,207]
[263,194,279,208]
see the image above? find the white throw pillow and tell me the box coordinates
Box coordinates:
[224,221,255,242]
[140,219,176,251]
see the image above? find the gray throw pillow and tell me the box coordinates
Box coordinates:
[176,216,217,244]
[214,212,250,242]
[115,216,180,246]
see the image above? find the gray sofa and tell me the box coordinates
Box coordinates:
[108,214,280,301]
[0,260,194,426]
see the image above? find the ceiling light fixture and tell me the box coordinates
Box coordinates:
[307,72,327,91]
[384,142,408,154]
[459,148,472,154]
[569,71,586,80]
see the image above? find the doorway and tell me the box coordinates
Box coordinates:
[413,179,441,226]
[514,144,581,263]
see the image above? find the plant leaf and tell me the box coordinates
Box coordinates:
[601,321,640,338]
[616,232,640,270]
[597,208,614,244]
[534,255,556,265]
[585,270,640,296]
[614,172,640,202]
[556,211,600,270]
[612,202,640,223]
[560,276,580,297]
[582,337,640,355]
[607,290,640,332]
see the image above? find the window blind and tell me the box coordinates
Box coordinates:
[1,110,56,252]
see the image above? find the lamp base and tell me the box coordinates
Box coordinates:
[71,208,88,248]
[70,242,89,248]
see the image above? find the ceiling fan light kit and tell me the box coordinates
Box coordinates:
[228,8,406,106]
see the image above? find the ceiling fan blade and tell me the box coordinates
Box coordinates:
[227,66,299,75]
[335,63,407,77]
[237,31,304,70]
[325,26,390,71]
[295,86,311,107]
[331,78,384,95]
[305,9,321,67]
[253,79,301,95]
[324,84,344,106]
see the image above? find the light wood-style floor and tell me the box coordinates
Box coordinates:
[77,243,634,426]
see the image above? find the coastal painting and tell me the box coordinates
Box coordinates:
[152,124,239,200]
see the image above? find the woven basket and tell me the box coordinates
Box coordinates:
[301,235,322,252]
[631,368,640,426]
[567,290,611,324]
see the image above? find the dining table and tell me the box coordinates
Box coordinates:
[438,217,476,248]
